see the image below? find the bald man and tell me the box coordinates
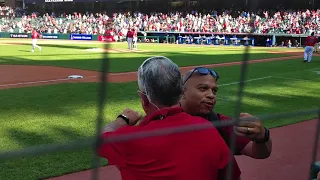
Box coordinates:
[180,67,272,173]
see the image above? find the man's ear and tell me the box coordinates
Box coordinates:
[139,92,150,107]
[181,87,187,99]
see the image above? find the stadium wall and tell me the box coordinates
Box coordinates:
[0,31,313,47]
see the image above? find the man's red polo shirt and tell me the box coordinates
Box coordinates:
[98,107,239,180]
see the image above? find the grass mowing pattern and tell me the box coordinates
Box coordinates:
[0,43,292,72]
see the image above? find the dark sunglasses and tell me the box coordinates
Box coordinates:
[183,67,219,85]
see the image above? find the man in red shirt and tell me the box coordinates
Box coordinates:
[126,28,133,50]
[31,29,42,52]
[304,32,318,63]
[98,57,240,180]
[132,28,138,49]
[181,67,272,176]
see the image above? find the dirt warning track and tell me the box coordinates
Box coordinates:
[0,54,302,90]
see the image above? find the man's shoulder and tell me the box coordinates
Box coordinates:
[170,112,213,124]
[106,112,216,136]
[208,111,232,122]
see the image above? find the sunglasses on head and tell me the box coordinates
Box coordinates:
[183,67,219,85]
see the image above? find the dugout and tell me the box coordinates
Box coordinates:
[140,31,316,47]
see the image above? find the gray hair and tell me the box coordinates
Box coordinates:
[138,56,182,107]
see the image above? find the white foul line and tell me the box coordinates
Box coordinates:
[0,76,97,88]
[0,76,272,88]
[218,76,272,87]
[271,76,316,82]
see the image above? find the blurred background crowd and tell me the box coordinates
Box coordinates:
[1,5,320,36]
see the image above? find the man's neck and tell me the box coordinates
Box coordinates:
[146,104,180,115]
[191,113,209,119]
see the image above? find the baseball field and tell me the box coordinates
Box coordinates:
[0,39,319,180]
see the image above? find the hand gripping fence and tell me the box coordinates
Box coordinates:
[1,6,320,180]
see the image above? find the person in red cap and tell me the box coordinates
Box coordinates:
[126,28,133,50]
[31,28,42,52]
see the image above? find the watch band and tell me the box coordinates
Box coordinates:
[254,127,270,144]
[117,114,130,125]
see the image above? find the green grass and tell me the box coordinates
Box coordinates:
[0,82,139,180]
[0,58,319,180]
[0,42,293,72]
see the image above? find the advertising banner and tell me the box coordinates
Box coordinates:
[42,34,59,39]
[98,35,115,42]
[70,34,93,41]
[10,33,29,38]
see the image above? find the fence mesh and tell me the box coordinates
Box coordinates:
[1,1,320,180]
[0,46,319,180]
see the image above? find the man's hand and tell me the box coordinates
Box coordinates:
[120,108,142,125]
[234,113,265,141]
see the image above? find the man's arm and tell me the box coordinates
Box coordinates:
[101,108,142,134]
[241,138,272,159]
[102,118,128,133]
[98,108,142,165]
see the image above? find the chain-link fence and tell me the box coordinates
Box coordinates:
[1,1,320,180]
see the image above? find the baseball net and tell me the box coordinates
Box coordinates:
[0,1,320,180]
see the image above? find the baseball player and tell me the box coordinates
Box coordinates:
[132,28,138,49]
[127,28,133,50]
[304,32,318,63]
[31,29,42,52]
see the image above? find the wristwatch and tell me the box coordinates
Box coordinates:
[117,114,130,125]
[254,127,270,144]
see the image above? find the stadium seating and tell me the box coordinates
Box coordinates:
[1,6,320,36]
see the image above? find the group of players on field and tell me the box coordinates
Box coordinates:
[30,28,319,61]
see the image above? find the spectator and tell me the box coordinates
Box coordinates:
[180,67,272,175]
[98,56,239,180]
[2,8,320,35]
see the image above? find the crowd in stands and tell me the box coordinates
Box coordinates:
[1,5,320,36]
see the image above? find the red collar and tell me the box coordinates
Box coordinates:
[139,107,184,126]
